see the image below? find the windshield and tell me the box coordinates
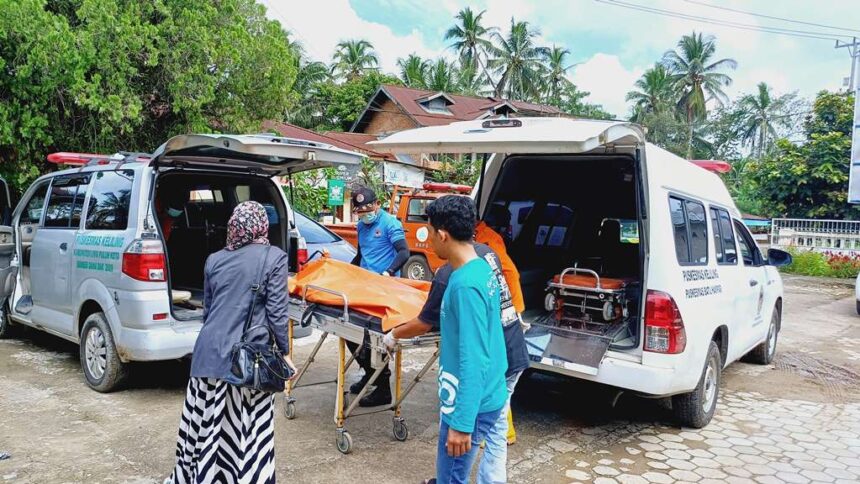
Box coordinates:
[294,211,339,244]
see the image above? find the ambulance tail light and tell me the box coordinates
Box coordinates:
[296,236,308,271]
[644,290,686,354]
[122,239,166,282]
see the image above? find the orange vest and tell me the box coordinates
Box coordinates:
[475,221,525,313]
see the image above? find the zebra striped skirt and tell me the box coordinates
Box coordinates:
[167,377,276,484]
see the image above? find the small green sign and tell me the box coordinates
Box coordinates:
[327,179,345,206]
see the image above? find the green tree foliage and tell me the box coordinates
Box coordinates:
[444,7,495,87]
[331,39,379,81]
[313,71,402,131]
[0,0,298,192]
[744,91,859,219]
[488,19,549,100]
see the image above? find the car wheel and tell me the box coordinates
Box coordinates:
[403,255,432,281]
[856,300,860,316]
[747,307,779,365]
[80,312,128,392]
[0,299,13,339]
[672,341,721,428]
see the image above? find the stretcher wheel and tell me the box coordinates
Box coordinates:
[336,430,353,454]
[284,400,296,420]
[392,418,409,442]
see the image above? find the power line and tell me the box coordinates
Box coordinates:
[593,0,852,41]
[683,0,860,35]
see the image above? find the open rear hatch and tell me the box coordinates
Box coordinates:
[372,118,648,376]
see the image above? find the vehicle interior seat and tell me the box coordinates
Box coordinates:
[171,290,192,304]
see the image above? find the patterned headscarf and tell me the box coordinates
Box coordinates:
[225,201,270,251]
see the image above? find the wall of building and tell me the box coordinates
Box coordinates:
[360,98,417,135]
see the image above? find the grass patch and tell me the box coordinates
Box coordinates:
[780,250,860,278]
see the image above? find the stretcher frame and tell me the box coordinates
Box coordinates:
[283,284,440,454]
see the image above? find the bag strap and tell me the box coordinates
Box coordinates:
[241,245,272,338]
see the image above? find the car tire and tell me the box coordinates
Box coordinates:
[672,341,721,428]
[80,312,129,393]
[856,300,860,316]
[403,255,432,281]
[747,307,779,365]
[0,299,13,339]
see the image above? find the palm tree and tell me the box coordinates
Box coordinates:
[489,19,550,100]
[444,8,495,84]
[737,82,793,157]
[456,62,485,96]
[397,54,429,89]
[425,59,459,93]
[331,39,378,81]
[662,32,737,158]
[543,45,576,106]
[626,64,675,123]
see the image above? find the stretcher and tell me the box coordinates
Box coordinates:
[283,259,439,455]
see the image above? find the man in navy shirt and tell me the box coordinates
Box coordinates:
[349,187,409,406]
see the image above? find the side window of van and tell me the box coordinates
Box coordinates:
[20,182,50,225]
[710,207,737,264]
[734,220,761,266]
[669,196,708,265]
[85,170,134,230]
[44,175,90,228]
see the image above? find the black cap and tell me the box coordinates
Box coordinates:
[351,187,378,212]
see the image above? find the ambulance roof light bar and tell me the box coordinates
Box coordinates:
[690,160,731,174]
[47,152,151,166]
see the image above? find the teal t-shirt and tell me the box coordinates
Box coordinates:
[437,257,508,433]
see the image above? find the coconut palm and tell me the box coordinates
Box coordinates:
[331,39,378,81]
[456,62,485,96]
[397,54,429,89]
[425,59,459,93]
[737,82,794,157]
[543,45,577,106]
[662,32,737,158]
[626,64,675,123]
[444,8,495,84]
[489,19,550,100]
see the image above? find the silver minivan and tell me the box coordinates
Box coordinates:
[0,134,363,392]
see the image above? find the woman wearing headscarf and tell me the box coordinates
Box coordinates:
[167,201,295,484]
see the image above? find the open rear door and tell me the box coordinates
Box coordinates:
[151,134,365,175]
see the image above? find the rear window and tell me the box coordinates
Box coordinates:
[669,196,708,265]
[294,211,338,244]
[20,182,49,225]
[44,175,89,228]
[407,198,431,223]
[85,170,134,230]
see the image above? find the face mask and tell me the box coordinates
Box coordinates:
[167,208,183,218]
[360,211,378,225]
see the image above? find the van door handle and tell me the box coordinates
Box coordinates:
[59,242,68,251]
[749,279,759,287]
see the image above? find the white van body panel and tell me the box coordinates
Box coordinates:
[374,117,784,398]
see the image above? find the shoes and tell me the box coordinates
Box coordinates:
[358,381,392,407]
[349,373,372,394]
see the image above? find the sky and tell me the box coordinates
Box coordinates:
[261,0,860,118]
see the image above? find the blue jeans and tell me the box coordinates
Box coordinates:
[477,371,522,483]
[436,408,503,484]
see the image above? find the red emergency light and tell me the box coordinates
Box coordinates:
[47,151,151,166]
[690,160,731,174]
[47,152,113,166]
[422,182,472,194]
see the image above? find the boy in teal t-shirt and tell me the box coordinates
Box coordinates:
[424,195,507,484]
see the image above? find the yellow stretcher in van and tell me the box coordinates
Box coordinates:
[284,258,439,454]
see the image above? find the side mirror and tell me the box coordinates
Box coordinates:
[767,248,792,267]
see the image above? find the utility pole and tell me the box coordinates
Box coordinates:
[837,38,860,203]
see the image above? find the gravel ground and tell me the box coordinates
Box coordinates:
[0,274,858,483]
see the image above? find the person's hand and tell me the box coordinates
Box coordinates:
[446,428,472,457]
[383,331,397,351]
[284,355,298,380]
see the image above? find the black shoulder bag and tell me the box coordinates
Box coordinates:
[227,246,294,393]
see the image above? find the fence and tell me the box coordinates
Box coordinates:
[770,218,860,253]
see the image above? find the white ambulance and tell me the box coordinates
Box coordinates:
[372,118,791,427]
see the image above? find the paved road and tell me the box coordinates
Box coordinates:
[0,276,858,483]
